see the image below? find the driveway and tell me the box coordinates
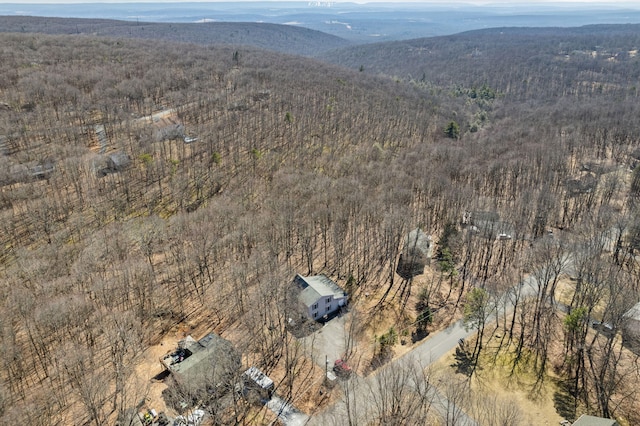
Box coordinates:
[306,315,479,426]
[306,268,559,426]
[308,259,571,426]
[300,314,348,370]
[266,395,310,426]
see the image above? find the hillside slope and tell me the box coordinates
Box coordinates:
[1,27,640,425]
[321,24,640,99]
[0,15,353,56]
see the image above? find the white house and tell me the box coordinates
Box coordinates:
[295,274,348,321]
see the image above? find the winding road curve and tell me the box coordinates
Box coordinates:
[306,264,556,426]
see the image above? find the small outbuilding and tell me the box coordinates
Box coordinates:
[95,151,131,177]
[396,228,433,279]
[242,366,274,401]
[295,274,348,321]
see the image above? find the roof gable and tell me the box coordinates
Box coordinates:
[296,274,346,307]
[403,228,432,255]
[624,302,640,321]
[165,333,240,387]
[573,414,618,426]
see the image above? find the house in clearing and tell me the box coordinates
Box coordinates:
[94,151,131,177]
[295,274,348,321]
[397,228,433,279]
[161,333,241,393]
[153,113,185,142]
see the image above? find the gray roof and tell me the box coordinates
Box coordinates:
[296,274,346,308]
[167,333,240,388]
[573,414,618,426]
[403,228,432,256]
[624,302,640,321]
[95,151,131,177]
[108,152,131,169]
[244,366,274,389]
[397,228,433,279]
[471,211,500,223]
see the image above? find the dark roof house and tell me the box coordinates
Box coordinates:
[566,174,598,196]
[107,152,131,170]
[153,114,185,142]
[95,151,131,177]
[161,333,241,392]
[396,228,433,279]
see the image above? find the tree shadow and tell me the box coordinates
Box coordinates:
[366,348,394,374]
[552,378,577,422]
[411,329,429,343]
[285,315,322,339]
[152,369,171,382]
[450,339,475,377]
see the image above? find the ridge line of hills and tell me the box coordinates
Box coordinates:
[2,15,640,60]
[0,15,354,57]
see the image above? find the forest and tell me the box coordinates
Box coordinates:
[0,18,639,426]
[0,16,353,56]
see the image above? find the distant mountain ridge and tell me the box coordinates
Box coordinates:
[319,23,640,99]
[0,15,353,56]
[1,2,640,42]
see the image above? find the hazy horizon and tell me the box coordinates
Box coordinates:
[1,0,640,5]
[3,0,640,42]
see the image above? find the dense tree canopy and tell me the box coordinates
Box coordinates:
[0,22,639,425]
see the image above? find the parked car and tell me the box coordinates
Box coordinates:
[591,320,615,337]
[333,359,352,378]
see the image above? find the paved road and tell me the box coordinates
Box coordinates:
[305,260,566,426]
[306,316,479,426]
[266,395,310,426]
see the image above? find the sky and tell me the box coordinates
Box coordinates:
[1,0,639,6]
[0,0,639,3]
